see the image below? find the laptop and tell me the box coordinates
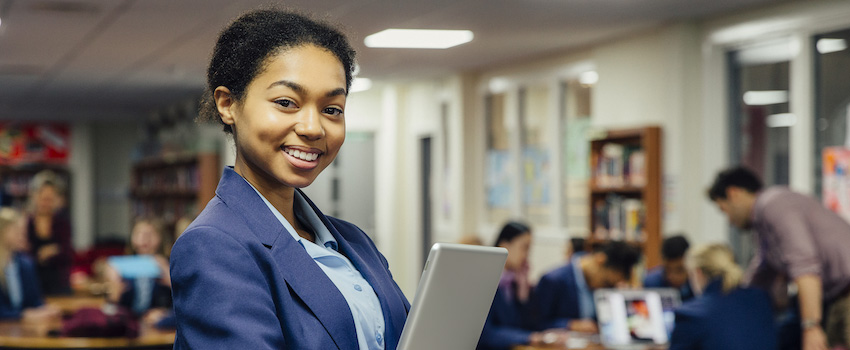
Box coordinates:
[396,243,508,350]
[594,288,681,350]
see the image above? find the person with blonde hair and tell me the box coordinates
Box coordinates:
[668,243,777,350]
[0,208,60,320]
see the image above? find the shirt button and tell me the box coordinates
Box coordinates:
[376,332,383,343]
[354,284,362,291]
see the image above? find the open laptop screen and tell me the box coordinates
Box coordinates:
[594,288,681,347]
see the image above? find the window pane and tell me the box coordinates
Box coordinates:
[815,28,850,200]
[485,93,513,224]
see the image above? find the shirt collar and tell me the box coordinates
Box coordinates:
[241,176,338,251]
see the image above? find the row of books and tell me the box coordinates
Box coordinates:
[132,165,200,193]
[593,143,646,188]
[592,194,645,242]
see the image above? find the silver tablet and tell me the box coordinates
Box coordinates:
[397,243,508,350]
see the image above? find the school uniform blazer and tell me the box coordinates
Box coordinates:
[668,280,777,350]
[477,283,536,350]
[531,263,582,329]
[0,253,45,319]
[643,267,694,302]
[170,168,410,350]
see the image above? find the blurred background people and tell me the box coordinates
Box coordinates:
[533,240,642,332]
[106,217,172,327]
[668,243,776,350]
[477,221,567,350]
[643,235,694,302]
[709,166,850,350]
[26,170,73,296]
[566,237,586,261]
[0,208,60,320]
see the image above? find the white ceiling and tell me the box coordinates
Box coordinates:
[0,0,795,121]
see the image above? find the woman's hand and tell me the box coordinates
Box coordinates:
[529,329,569,347]
[802,326,829,350]
[22,305,61,322]
[37,244,60,263]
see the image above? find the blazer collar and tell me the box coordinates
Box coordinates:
[214,168,358,350]
[298,190,409,350]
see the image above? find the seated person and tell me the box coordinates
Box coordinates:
[643,235,694,301]
[106,217,172,327]
[477,222,567,350]
[668,244,777,350]
[566,237,586,261]
[0,208,60,320]
[532,241,642,331]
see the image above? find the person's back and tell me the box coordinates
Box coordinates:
[669,280,776,350]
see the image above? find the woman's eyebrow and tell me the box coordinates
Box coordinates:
[268,80,346,98]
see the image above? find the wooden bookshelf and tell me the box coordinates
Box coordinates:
[588,126,662,268]
[129,153,219,236]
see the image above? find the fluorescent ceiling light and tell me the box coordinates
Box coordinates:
[350,77,372,93]
[365,29,473,49]
[743,90,788,106]
[579,71,598,85]
[766,113,796,128]
[817,38,847,54]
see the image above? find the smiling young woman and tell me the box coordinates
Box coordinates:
[169,9,410,350]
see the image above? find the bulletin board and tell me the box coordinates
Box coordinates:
[822,146,850,222]
[0,123,70,165]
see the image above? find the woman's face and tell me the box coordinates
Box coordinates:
[499,232,531,271]
[131,222,162,256]
[35,185,60,215]
[221,44,347,191]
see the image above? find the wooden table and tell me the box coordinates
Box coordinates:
[0,320,175,349]
[0,296,175,349]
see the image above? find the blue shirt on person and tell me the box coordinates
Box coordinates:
[249,181,386,350]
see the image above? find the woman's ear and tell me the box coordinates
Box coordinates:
[214,86,236,126]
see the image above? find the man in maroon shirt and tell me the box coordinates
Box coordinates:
[708,166,850,350]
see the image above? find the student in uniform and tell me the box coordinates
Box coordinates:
[106,217,172,327]
[477,221,567,350]
[169,9,409,349]
[532,241,641,332]
[643,235,694,302]
[668,243,777,350]
[0,208,60,320]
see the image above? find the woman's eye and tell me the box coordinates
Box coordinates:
[275,99,296,108]
[323,107,344,116]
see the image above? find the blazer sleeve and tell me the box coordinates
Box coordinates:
[477,295,532,348]
[532,271,576,330]
[170,227,286,350]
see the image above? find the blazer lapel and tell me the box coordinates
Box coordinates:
[215,169,358,350]
[298,190,409,350]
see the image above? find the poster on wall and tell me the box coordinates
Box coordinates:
[0,123,70,165]
[822,146,850,222]
[486,150,513,208]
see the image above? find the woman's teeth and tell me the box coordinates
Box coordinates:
[285,148,318,161]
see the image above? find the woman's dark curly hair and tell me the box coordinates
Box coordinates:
[197,9,356,133]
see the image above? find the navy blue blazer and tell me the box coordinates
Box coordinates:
[0,253,44,319]
[531,263,583,329]
[118,276,172,316]
[170,168,410,350]
[477,282,535,350]
[668,280,777,350]
[643,267,694,302]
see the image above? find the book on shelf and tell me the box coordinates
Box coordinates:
[594,143,647,188]
[592,194,645,242]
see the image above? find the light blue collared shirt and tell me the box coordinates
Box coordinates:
[571,255,595,319]
[246,180,386,350]
[5,258,21,310]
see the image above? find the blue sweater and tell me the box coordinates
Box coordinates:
[668,280,777,350]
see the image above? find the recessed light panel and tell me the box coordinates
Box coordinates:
[364,29,473,49]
